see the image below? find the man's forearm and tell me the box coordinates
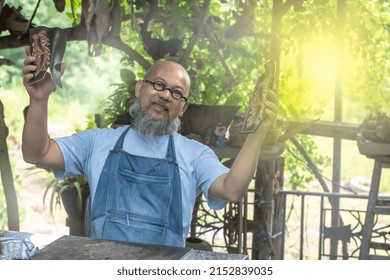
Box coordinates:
[22,98,51,164]
[211,130,266,202]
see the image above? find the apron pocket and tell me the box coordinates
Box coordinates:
[103,211,167,245]
[107,167,172,223]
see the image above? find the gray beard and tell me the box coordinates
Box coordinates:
[129,99,181,138]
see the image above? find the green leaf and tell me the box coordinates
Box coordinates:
[120,69,136,84]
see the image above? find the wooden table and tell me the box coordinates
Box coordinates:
[0,230,247,260]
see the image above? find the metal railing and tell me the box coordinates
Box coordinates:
[191,120,390,259]
[278,189,390,259]
[191,187,390,259]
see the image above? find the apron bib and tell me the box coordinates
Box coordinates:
[90,126,184,247]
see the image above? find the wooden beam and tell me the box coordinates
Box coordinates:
[285,119,359,141]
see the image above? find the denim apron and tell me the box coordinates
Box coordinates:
[90,126,184,247]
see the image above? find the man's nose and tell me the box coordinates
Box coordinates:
[158,89,172,101]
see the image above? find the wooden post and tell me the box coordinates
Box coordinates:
[271,158,284,259]
[252,159,276,259]
[330,0,347,259]
[0,99,19,231]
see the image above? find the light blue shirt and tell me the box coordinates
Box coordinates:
[53,126,228,239]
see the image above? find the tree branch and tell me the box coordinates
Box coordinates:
[110,0,122,37]
[104,34,152,70]
[0,33,29,50]
[203,29,237,97]
[0,23,151,70]
[289,136,331,193]
[29,0,42,26]
[178,0,210,66]
[66,24,151,70]
[0,0,4,14]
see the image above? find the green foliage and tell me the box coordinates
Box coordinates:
[285,135,331,191]
[1,0,388,202]
[101,68,138,127]
[96,0,271,110]
[341,2,389,114]
[42,173,89,216]
[66,0,82,25]
[80,0,388,191]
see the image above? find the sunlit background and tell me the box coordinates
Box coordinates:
[0,1,389,254]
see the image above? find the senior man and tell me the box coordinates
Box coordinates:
[22,51,278,247]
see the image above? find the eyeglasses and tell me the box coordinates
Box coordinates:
[143,79,188,102]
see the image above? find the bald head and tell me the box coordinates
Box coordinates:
[145,61,191,96]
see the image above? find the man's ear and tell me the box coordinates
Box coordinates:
[179,102,189,117]
[135,80,142,98]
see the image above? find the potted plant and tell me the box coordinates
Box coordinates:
[357,112,390,158]
[42,173,90,236]
[359,112,390,143]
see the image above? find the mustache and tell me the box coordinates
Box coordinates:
[146,99,171,120]
[128,99,181,136]
[150,100,169,110]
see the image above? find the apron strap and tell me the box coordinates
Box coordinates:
[114,126,176,162]
[165,134,177,161]
[113,126,131,150]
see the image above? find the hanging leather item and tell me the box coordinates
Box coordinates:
[28,26,67,88]
[84,0,114,57]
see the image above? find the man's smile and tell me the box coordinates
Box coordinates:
[152,102,168,111]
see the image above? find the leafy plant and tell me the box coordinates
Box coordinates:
[42,174,89,217]
[101,68,137,127]
[359,112,390,143]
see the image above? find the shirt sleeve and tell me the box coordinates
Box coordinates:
[194,147,229,210]
[52,129,95,180]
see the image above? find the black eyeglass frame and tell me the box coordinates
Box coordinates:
[143,79,188,102]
